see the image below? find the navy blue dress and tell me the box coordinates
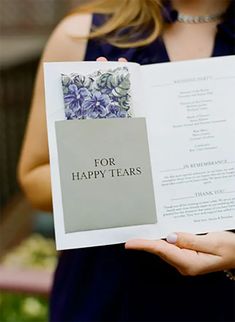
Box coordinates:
[50,3,235,321]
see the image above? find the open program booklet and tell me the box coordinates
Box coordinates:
[44,55,235,250]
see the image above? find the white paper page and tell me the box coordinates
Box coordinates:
[44,61,165,250]
[141,55,235,234]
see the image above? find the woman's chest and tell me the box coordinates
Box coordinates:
[162,22,219,61]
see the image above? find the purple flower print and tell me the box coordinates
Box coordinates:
[82,92,111,118]
[106,102,128,118]
[61,67,133,120]
[64,85,91,119]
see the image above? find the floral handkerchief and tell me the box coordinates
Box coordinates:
[61,67,133,120]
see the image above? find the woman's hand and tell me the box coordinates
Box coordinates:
[125,231,235,276]
[96,57,127,62]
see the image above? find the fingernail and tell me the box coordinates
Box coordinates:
[167,233,178,244]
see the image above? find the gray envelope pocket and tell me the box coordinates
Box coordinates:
[55,117,157,233]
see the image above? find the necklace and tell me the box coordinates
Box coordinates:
[177,12,225,24]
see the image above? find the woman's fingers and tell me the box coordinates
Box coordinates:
[127,232,230,257]
[167,232,222,255]
[125,238,222,276]
[96,57,128,62]
[125,239,184,263]
[126,233,221,256]
[125,239,194,271]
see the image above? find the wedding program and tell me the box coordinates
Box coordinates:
[44,55,235,250]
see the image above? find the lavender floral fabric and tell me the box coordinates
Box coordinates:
[61,67,133,120]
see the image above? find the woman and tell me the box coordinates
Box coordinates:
[18,0,235,321]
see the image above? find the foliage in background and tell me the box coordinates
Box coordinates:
[0,293,48,322]
[1,234,57,271]
[0,234,57,322]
